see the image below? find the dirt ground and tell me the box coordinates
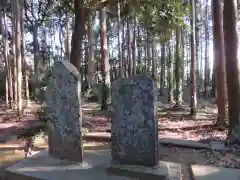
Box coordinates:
[0,101,235,180]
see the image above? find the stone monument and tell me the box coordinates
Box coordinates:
[45,60,83,162]
[4,69,181,180]
[111,74,159,166]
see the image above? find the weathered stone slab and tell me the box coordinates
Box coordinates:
[191,165,240,180]
[111,75,158,166]
[160,138,210,149]
[228,126,240,145]
[4,150,137,180]
[210,140,226,152]
[106,161,181,180]
[45,60,83,162]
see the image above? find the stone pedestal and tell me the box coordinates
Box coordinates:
[4,150,131,180]
[4,150,181,180]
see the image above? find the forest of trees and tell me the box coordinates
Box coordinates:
[0,0,239,141]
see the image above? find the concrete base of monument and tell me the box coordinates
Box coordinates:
[4,150,131,180]
[106,161,181,180]
[4,150,181,180]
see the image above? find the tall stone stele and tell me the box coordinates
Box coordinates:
[45,60,83,162]
[111,75,159,166]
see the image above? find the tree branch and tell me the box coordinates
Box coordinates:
[38,0,52,25]
[24,0,33,26]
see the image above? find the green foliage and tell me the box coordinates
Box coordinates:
[31,68,52,103]
[136,0,190,44]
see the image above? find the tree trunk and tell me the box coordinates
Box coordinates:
[33,25,39,77]
[137,25,141,73]
[5,76,9,107]
[223,0,240,136]
[204,0,210,97]
[70,0,85,69]
[175,26,183,106]
[147,29,152,75]
[3,6,13,109]
[20,0,28,107]
[117,2,124,78]
[15,0,23,116]
[65,12,71,60]
[132,16,137,75]
[195,1,200,92]
[100,8,110,110]
[168,42,174,104]
[127,17,132,76]
[144,34,147,74]
[152,35,157,81]
[84,42,88,88]
[122,20,127,77]
[160,44,165,94]
[87,13,95,88]
[190,0,197,116]
[181,29,185,89]
[212,0,227,126]
[11,0,18,109]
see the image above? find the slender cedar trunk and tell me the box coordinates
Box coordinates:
[11,0,18,109]
[147,29,152,75]
[211,67,216,97]
[3,6,13,108]
[190,0,197,116]
[160,44,165,94]
[186,43,189,81]
[144,33,147,74]
[33,25,39,76]
[0,11,8,106]
[65,12,71,60]
[20,0,28,107]
[59,23,64,59]
[122,20,127,77]
[181,29,185,89]
[168,43,174,104]
[87,13,95,88]
[117,2,124,78]
[152,35,157,81]
[5,76,8,106]
[137,25,141,73]
[132,16,137,75]
[200,27,203,76]
[223,0,240,136]
[127,17,132,76]
[100,8,110,110]
[195,1,200,92]
[15,0,23,116]
[175,26,183,106]
[204,0,210,97]
[70,0,85,69]
[80,42,84,87]
[212,0,227,126]
[84,42,88,87]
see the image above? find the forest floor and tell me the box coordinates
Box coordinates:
[0,98,238,180]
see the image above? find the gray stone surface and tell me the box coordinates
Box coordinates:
[210,141,226,152]
[45,60,83,162]
[160,138,210,149]
[4,150,137,180]
[191,165,240,180]
[106,161,181,180]
[111,75,158,166]
[228,126,240,145]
